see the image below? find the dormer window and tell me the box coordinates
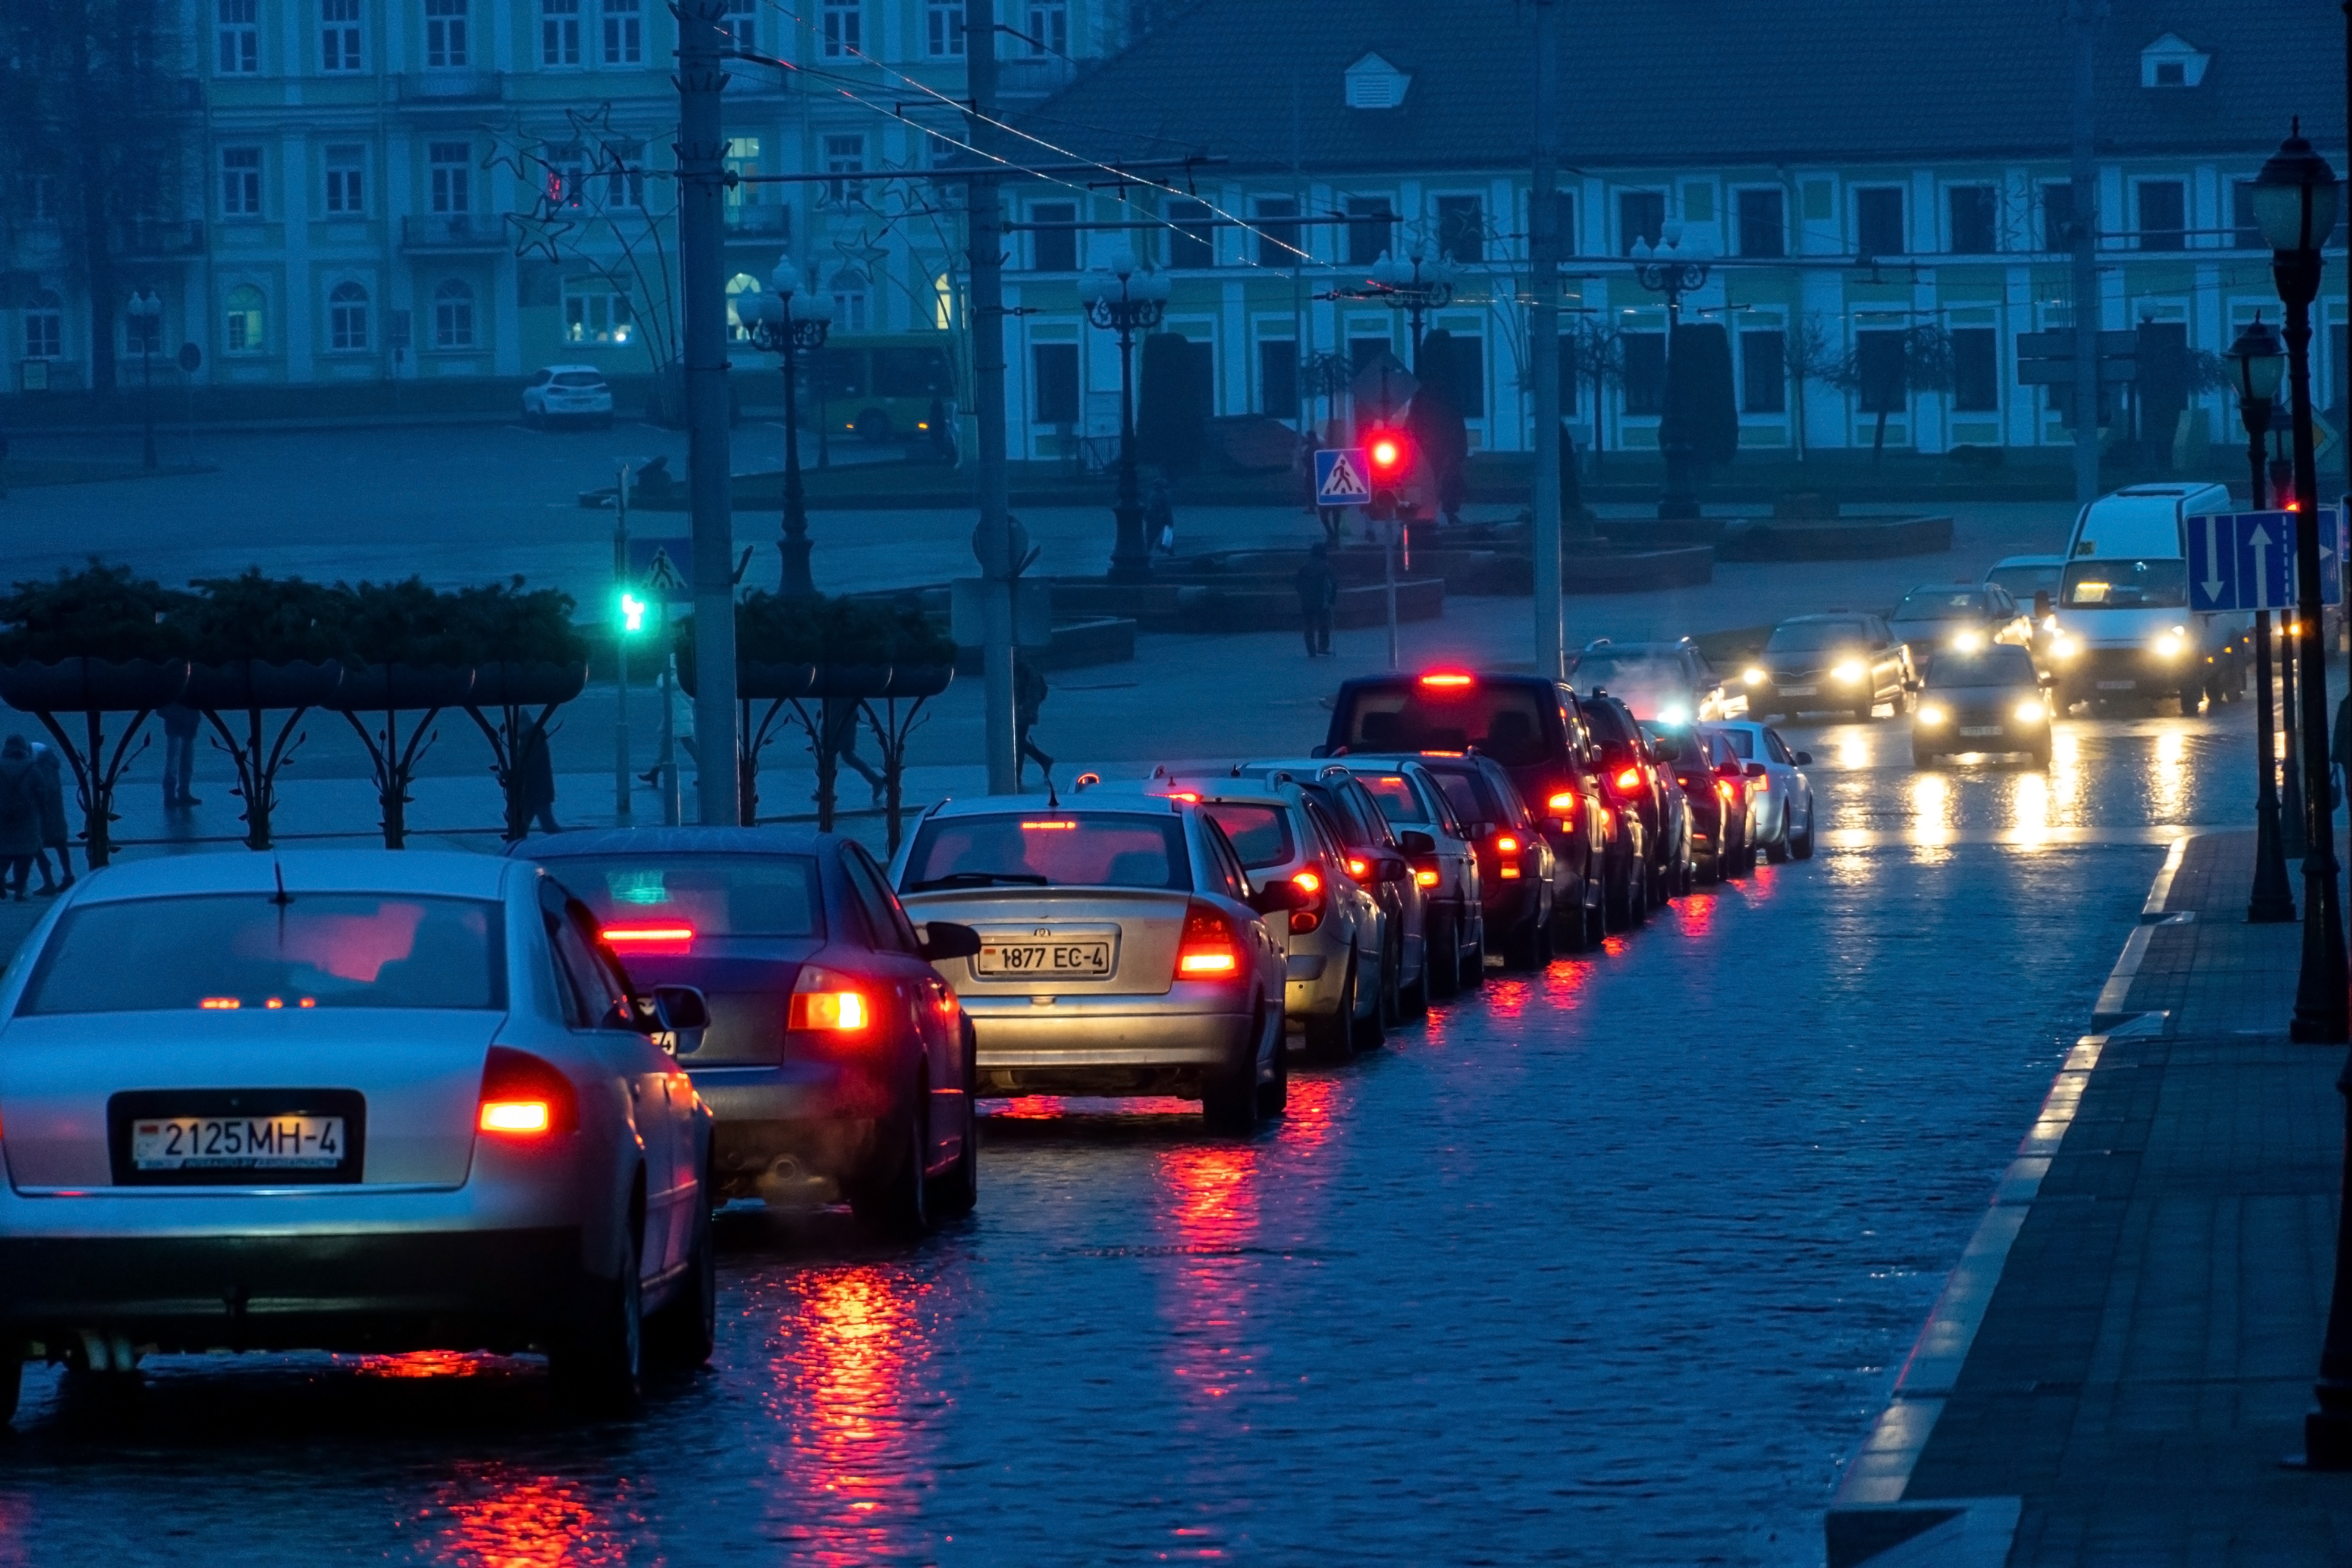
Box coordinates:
[1345,52,1410,111]
[2140,33,2209,88]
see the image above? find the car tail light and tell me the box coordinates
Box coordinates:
[1495,835,1518,853]
[1414,867,1440,887]
[789,965,871,1033]
[1345,856,1371,880]
[1598,806,1613,831]
[1498,831,1522,879]
[1717,780,1734,800]
[1419,670,1475,689]
[1177,901,1242,977]
[601,922,695,955]
[1290,869,1326,933]
[1546,790,1578,814]
[478,1046,578,1136]
[1615,768,1642,791]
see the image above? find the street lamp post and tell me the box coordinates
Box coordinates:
[126,289,162,470]
[738,257,833,598]
[2232,316,2296,923]
[1630,223,1715,520]
[1078,250,1170,584]
[1365,246,1457,358]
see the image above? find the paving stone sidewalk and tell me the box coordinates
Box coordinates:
[1830,830,2352,1566]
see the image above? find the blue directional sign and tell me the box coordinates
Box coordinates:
[2189,511,2295,612]
[1314,446,1372,507]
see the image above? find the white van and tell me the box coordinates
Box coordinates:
[2052,483,2250,711]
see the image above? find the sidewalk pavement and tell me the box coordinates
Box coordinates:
[1826,829,2352,1565]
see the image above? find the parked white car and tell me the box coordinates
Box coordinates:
[523,365,615,427]
[1709,720,1816,862]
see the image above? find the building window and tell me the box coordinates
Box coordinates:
[828,270,869,331]
[822,0,860,57]
[1025,1,1066,54]
[544,144,587,208]
[542,0,581,65]
[1345,197,1393,268]
[2232,181,2261,249]
[1168,200,1214,268]
[433,278,475,349]
[319,0,362,72]
[1618,190,1664,255]
[2040,183,2076,250]
[1946,185,1996,254]
[925,0,963,56]
[1855,187,1905,258]
[324,145,365,215]
[1435,196,1483,264]
[1426,332,1484,416]
[1621,332,1665,414]
[2138,181,2185,250]
[823,135,864,206]
[1548,189,1577,257]
[217,0,259,73]
[1033,342,1078,425]
[220,147,262,216]
[722,0,755,53]
[601,0,640,65]
[1258,339,1298,419]
[328,281,370,351]
[428,143,470,213]
[23,292,64,360]
[1853,330,1906,413]
[604,143,644,207]
[564,279,632,343]
[425,0,467,67]
[1734,188,1784,258]
[1255,198,1301,267]
[1029,202,1075,271]
[223,285,264,354]
[1740,328,1786,412]
[1951,327,1998,412]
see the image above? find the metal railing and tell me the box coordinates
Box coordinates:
[401,212,505,249]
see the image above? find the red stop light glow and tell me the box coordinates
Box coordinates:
[1370,437,1401,471]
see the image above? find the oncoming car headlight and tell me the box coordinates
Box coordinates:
[1742,666,1766,686]
[2049,633,2078,658]
[1833,659,1866,684]
[2154,628,2186,659]
[2013,700,2046,724]
[1950,630,1986,653]
[1657,702,1691,724]
[1916,704,1948,726]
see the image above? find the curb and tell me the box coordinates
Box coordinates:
[1822,834,2194,1567]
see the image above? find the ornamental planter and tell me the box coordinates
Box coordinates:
[886,663,955,699]
[465,661,587,710]
[0,658,191,714]
[328,662,477,713]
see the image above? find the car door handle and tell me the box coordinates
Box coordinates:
[630,1080,643,1100]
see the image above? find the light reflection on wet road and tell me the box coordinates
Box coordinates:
[0,708,2270,1564]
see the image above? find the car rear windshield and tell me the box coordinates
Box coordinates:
[16,894,506,1015]
[1337,680,1554,766]
[1930,645,2039,688]
[1198,802,1296,869]
[1716,727,1756,759]
[1354,773,1435,828]
[905,813,1191,891]
[544,854,824,938]
[551,372,605,388]
[2062,559,2187,609]
[1895,591,1983,621]
[1766,620,1867,652]
[1580,699,1640,761]
[1424,769,1505,829]
[1572,650,1677,686]
[1987,564,2062,600]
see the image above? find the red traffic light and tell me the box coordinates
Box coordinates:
[1367,431,1408,477]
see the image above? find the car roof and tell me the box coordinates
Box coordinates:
[1989,554,2067,568]
[541,363,605,376]
[71,849,514,905]
[1776,612,1872,624]
[931,792,1184,819]
[519,826,835,858]
[1119,778,1297,809]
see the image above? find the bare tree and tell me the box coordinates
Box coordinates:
[1784,314,1844,464]
[1834,322,1954,469]
[1562,318,1624,472]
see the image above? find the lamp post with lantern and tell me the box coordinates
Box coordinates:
[737,256,833,598]
[126,289,162,470]
[1365,245,1457,358]
[1078,250,1171,583]
[2230,315,2297,923]
[1630,222,1716,519]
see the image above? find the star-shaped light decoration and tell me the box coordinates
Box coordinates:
[505,198,577,263]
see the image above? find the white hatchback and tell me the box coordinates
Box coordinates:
[523,365,615,427]
[1709,720,1817,862]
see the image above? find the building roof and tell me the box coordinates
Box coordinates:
[1016,1,2345,176]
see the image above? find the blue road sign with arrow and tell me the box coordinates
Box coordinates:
[2189,511,2296,613]
[1314,447,1372,507]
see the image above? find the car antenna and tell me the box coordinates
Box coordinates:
[270,859,294,906]
[1045,776,1061,809]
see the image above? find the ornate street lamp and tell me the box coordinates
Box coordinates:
[1078,249,1171,584]
[126,288,162,470]
[1630,221,1716,520]
[2229,315,2295,923]
[737,256,833,598]
[1365,246,1457,357]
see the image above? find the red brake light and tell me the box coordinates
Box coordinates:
[1614,768,1642,791]
[601,923,694,954]
[789,966,870,1033]
[1419,670,1474,689]
[1414,867,1440,887]
[1177,901,1241,976]
[1546,790,1578,813]
[478,1046,577,1136]
[1598,806,1613,829]
[1495,835,1518,853]
[1292,869,1322,895]
[1290,869,1327,933]
[1346,856,1370,880]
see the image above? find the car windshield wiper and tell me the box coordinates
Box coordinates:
[909,871,1051,890]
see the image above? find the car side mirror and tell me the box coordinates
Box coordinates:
[649,984,710,1033]
[1468,820,1497,839]
[1744,762,1767,779]
[1793,751,1813,766]
[2037,671,2056,688]
[1377,857,1408,883]
[1716,760,1743,777]
[1249,880,1311,915]
[918,920,984,962]
[1398,829,1436,855]
[1904,678,1923,692]
[1309,744,1330,759]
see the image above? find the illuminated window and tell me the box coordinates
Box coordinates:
[601,0,639,65]
[425,0,467,67]
[319,0,362,73]
[328,281,370,351]
[432,279,475,348]
[543,145,587,208]
[925,0,963,56]
[324,144,365,215]
[563,279,632,344]
[821,0,860,57]
[223,285,263,354]
[217,0,259,73]
[541,0,580,66]
[24,292,63,360]
[429,142,470,213]
[220,147,261,216]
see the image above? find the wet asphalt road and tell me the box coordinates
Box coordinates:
[0,704,2269,1565]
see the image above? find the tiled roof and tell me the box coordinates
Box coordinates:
[1015,1,2345,175]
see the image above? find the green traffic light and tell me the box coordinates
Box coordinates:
[619,592,648,635]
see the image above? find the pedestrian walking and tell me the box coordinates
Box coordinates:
[30,742,71,895]
[826,698,887,804]
[0,737,43,900]
[160,702,201,807]
[1295,543,1339,658]
[1145,476,1176,556]
[515,722,561,835]
[1014,655,1053,788]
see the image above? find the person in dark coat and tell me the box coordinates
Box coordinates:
[160,702,201,807]
[515,722,560,835]
[0,736,43,900]
[1145,477,1176,555]
[30,742,70,895]
[1014,656,1053,788]
[1295,543,1339,658]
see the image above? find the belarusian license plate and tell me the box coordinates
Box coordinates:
[1780,684,1818,697]
[976,938,1114,977]
[132,1114,346,1171]
[1959,725,2004,737]
[2097,679,2136,690]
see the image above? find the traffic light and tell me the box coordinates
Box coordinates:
[617,591,648,636]
[1366,428,1410,520]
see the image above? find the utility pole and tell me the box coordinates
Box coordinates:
[677,0,740,824]
[2067,0,2105,510]
[1528,0,1563,681]
[967,0,1019,793]
[613,460,635,826]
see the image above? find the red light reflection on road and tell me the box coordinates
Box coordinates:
[1674,893,1716,937]
[354,1349,489,1378]
[1275,1071,1337,1155]
[424,1464,632,1568]
[1158,1143,1262,1407]
[989,1094,1066,1120]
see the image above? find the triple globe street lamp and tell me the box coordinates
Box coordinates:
[1630,221,1718,519]
[1078,249,1171,584]
[126,288,162,471]
[2227,314,2296,924]
[736,256,834,599]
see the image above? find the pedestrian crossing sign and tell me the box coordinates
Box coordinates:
[628,537,695,604]
[1315,447,1373,507]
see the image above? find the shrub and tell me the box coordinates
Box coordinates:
[180,569,351,664]
[445,577,589,666]
[0,561,193,663]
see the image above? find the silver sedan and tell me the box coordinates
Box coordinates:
[0,850,714,1421]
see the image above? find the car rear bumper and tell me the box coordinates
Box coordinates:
[684,1060,886,1199]
[964,995,1256,1097]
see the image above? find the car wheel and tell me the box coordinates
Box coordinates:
[644,1183,716,1370]
[551,1211,644,1414]
[1399,927,1431,1016]
[1304,956,1357,1061]
[1255,1004,1289,1118]
[1791,804,1816,861]
[1461,918,1488,987]
[855,408,894,443]
[1502,908,1545,969]
[2178,680,2203,715]
[928,1025,980,1220]
[1376,926,1403,1032]
[851,1085,933,1240]
[0,1352,18,1427]
[1628,858,1651,925]
[1913,743,1940,769]
[1425,907,1461,998]
[1351,946,1387,1051]
[1604,859,1633,930]
[1201,1028,1261,1134]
